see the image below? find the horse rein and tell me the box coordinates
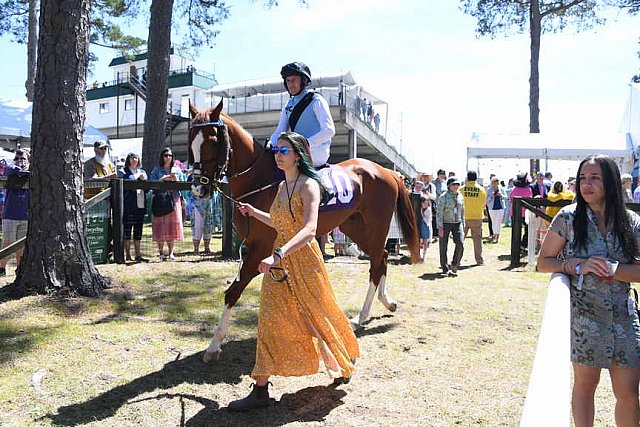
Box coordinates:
[191,118,281,204]
[191,115,287,279]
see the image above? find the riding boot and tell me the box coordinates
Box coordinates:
[227,382,271,412]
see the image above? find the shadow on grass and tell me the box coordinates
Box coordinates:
[46,341,255,426]
[0,323,60,366]
[355,322,397,338]
[0,282,29,303]
[185,385,347,426]
[387,255,412,266]
[418,272,443,281]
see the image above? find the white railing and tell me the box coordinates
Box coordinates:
[520,272,571,426]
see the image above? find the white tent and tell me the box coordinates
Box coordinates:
[620,83,640,154]
[467,132,634,175]
[82,137,143,164]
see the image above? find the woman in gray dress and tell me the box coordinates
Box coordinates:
[538,154,640,426]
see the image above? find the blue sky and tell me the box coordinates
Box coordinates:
[1,0,639,178]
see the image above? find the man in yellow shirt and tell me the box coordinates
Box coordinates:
[83,140,116,199]
[461,170,486,265]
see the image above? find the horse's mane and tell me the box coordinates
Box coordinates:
[219,111,256,145]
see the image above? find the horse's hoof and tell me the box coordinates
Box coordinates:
[349,319,363,331]
[203,350,221,364]
[388,302,398,313]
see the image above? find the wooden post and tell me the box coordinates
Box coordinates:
[111,178,125,264]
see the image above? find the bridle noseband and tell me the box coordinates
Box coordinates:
[190,117,280,203]
[191,118,228,195]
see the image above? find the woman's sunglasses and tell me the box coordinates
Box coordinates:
[272,146,291,155]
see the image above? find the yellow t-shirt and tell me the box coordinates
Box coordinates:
[461,181,486,220]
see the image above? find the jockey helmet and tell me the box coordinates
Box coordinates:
[280,62,312,92]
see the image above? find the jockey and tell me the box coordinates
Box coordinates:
[269,62,335,169]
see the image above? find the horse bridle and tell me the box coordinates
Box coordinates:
[190,118,281,204]
[191,118,228,190]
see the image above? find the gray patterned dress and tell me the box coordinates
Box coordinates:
[550,204,640,368]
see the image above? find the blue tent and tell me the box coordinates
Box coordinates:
[82,125,109,147]
[0,100,108,145]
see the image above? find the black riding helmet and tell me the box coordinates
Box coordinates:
[280,62,312,93]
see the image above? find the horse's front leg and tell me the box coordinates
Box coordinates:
[203,237,271,363]
[203,304,235,363]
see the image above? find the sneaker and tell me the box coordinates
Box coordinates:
[0,267,5,277]
[159,254,166,261]
[167,254,176,261]
[447,270,457,277]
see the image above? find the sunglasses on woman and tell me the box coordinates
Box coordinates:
[272,146,291,155]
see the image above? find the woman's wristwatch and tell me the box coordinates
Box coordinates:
[575,264,581,276]
[273,247,284,261]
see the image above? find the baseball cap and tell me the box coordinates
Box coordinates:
[94,140,109,149]
[446,177,462,186]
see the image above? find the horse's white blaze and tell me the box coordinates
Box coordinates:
[376,275,395,310]
[352,280,377,327]
[191,131,204,164]
[206,305,233,354]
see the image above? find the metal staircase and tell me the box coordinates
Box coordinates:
[125,72,188,137]
[127,73,147,101]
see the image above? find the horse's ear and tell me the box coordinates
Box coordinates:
[189,100,199,119]
[213,98,224,117]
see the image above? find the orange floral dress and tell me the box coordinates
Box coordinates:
[251,192,359,380]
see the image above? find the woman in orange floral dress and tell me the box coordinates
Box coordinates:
[228,132,359,412]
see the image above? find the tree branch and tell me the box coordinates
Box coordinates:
[540,0,587,18]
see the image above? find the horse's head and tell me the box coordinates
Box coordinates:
[188,99,231,199]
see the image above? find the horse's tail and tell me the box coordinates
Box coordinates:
[394,175,421,264]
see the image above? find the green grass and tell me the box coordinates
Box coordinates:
[0,225,623,426]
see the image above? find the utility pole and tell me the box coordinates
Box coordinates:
[399,111,403,154]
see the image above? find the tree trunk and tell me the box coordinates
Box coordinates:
[141,0,174,168]
[25,0,38,102]
[529,0,541,133]
[14,0,109,296]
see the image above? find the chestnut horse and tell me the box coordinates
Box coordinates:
[189,100,420,363]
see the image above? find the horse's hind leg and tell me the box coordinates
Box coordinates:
[341,217,396,329]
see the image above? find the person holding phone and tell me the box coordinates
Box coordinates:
[537,155,640,425]
[118,152,148,262]
[149,148,183,261]
[0,149,30,277]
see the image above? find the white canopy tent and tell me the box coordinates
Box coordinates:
[82,137,143,164]
[467,132,634,177]
[620,83,640,153]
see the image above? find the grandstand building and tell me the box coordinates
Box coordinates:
[86,51,417,178]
